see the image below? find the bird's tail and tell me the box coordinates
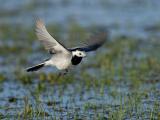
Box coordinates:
[26,62,45,72]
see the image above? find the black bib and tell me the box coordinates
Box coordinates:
[71,56,82,65]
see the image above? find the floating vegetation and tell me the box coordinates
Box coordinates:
[0,1,160,118]
[0,74,6,83]
[0,28,160,119]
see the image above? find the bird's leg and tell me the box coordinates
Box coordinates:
[56,69,68,80]
[56,72,62,80]
[60,69,68,76]
[63,69,69,75]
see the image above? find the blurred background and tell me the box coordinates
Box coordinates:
[1,0,160,38]
[0,0,160,119]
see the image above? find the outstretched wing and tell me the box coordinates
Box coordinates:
[68,32,106,52]
[36,19,70,54]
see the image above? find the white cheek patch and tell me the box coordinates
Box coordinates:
[72,50,86,57]
[72,51,79,56]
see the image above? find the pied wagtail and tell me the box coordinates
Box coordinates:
[26,19,106,74]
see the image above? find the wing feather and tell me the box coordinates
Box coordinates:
[36,19,70,54]
[68,32,106,52]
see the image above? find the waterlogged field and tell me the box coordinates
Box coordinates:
[0,0,160,120]
[0,26,160,119]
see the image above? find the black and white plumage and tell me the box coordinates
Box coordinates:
[26,19,106,73]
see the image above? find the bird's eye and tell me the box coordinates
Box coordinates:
[79,53,81,55]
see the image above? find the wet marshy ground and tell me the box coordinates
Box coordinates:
[0,0,160,119]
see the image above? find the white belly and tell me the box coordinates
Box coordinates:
[48,54,72,70]
[55,59,71,70]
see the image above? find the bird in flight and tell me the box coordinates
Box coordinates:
[26,19,106,74]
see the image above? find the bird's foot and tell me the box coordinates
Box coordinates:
[63,69,68,75]
[56,69,68,80]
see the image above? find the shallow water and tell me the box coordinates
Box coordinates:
[0,81,159,119]
[0,0,160,38]
[0,0,160,119]
[0,38,159,119]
